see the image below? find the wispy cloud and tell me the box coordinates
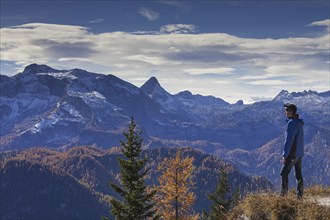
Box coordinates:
[1,20,329,103]
[246,79,292,86]
[184,68,234,75]
[308,19,330,31]
[160,24,197,34]
[139,7,159,21]
[89,18,105,24]
[123,54,181,65]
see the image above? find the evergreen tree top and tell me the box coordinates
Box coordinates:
[107,117,160,220]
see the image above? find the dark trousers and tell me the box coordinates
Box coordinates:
[280,157,303,198]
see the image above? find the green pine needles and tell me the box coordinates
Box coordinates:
[109,117,160,220]
[203,169,240,220]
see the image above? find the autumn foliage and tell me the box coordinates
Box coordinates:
[153,149,199,220]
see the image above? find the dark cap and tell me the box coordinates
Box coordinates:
[284,103,297,113]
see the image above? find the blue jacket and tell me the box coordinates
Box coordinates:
[283,115,304,158]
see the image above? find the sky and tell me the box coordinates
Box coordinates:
[1,0,329,103]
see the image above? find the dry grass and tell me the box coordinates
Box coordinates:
[228,186,330,220]
[304,185,330,197]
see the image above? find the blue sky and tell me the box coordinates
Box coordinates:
[1,0,329,103]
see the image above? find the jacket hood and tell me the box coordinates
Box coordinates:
[286,114,304,125]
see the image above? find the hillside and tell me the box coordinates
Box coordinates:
[0,157,109,220]
[0,147,272,219]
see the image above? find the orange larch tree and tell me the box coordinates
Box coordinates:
[154,148,199,220]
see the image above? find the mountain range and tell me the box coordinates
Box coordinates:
[1,64,329,186]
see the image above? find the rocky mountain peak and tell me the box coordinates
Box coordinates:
[273,89,324,102]
[140,76,171,99]
[272,90,291,101]
[235,100,244,105]
[22,64,60,74]
[176,90,193,98]
[146,76,159,85]
[140,77,161,93]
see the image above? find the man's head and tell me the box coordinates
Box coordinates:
[284,103,297,118]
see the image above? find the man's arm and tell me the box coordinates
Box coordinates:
[283,120,296,159]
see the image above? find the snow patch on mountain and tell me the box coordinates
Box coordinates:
[61,102,82,118]
[31,102,83,133]
[67,90,106,106]
[66,90,122,112]
[37,71,77,80]
[31,111,63,133]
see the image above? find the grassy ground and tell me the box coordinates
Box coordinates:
[227,186,330,220]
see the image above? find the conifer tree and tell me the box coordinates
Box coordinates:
[108,118,160,220]
[154,149,199,220]
[204,169,240,220]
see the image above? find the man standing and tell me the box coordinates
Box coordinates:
[281,103,304,199]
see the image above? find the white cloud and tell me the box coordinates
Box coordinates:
[246,79,292,86]
[160,24,197,34]
[139,7,159,21]
[58,57,92,62]
[1,21,329,103]
[89,18,105,24]
[214,80,231,85]
[239,75,270,80]
[184,67,234,75]
[265,65,327,80]
[308,19,330,31]
[123,54,181,65]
